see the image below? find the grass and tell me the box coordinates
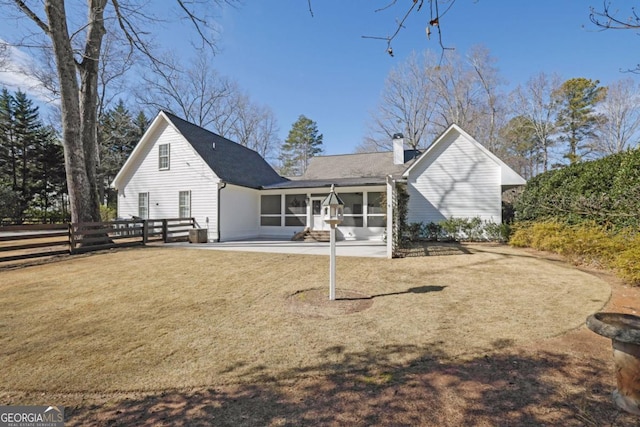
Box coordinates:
[0,243,610,395]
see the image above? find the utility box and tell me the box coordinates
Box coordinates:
[189,228,208,243]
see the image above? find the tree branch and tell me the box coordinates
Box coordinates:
[12,0,51,34]
[307,0,313,17]
[590,2,640,30]
[362,0,455,59]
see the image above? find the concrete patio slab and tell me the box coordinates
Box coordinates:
[168,239,387,258]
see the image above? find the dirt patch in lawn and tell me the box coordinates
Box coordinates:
[288,288,374,317]
[1,243,635,425]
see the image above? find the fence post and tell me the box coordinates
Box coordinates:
[68,222,74,254]
[162,219,168,243]
[143,219,148,245]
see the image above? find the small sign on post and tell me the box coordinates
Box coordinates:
[322,184,344,300]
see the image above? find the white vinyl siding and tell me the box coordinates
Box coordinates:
[219,184,261,240]
[138,192,149,219]
[179,191,191,218]
[407,132,501,224]
[158,143,170,170]
[117,120,219,239]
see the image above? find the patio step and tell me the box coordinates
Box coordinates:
[305,230,330,242]
[291,228,331,243]
[290,229,331,243]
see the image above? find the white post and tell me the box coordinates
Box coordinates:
[386,175,394,259]
[329,223,336,300]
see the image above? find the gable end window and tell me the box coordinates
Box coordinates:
[159,144,170,170]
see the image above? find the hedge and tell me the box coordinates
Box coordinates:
[510,221,640,285]
[514,148,640,229]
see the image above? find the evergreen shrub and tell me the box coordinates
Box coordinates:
[514,148,640,229]
[510,221,639,285]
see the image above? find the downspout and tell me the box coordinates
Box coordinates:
[217,181,227,242]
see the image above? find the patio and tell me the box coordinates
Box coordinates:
[169,238,388,257]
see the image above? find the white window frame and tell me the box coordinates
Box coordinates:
[179,190,191,218]
[138,192,149,219]
[159,143,170,170]
[284,194,307,227]
[260,194,282,226]
[365,191,385,227]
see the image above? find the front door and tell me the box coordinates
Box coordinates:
[311,198,326,231]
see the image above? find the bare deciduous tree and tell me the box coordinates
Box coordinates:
[0,41,9,70]
[596,78,640,154]
[3,0,234,223]
[360,51,440,152]
[139,52,281,160]
[230,93,280,160]
[511,72,562,172]
[137,52,237,130]
[361,46,506,153]
[467,45,506,152]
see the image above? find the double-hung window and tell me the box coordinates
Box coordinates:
[158,144,170,170]
[138,192,149,219]
[179,191,191,218]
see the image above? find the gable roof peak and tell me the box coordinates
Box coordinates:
[114,110,285,190]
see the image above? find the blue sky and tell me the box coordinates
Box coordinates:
[2,1,639,155]
[208,1,640,154]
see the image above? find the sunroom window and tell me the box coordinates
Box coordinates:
[367,192,385,227]
[260,195,282,226]
[340,193,363,227]
[285,194,307,226]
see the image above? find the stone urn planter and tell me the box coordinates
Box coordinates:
[586,312,640,415]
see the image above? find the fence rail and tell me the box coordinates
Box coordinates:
[0,217,197,265]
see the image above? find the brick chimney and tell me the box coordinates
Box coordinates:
[393,133,405,165]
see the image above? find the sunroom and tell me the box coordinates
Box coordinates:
[257,181,388,241]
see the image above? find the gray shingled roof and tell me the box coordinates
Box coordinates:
[301,150,422,180]
[163,111,286,189]
[263,177,388,189]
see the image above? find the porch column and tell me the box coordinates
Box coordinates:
[306,193,311,229]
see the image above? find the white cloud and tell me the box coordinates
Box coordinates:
[0,40,58,104]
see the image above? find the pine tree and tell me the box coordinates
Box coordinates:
[12,91,41,219]
[98,101,147,208]
[554,78,606,164]
[279,115,323,176]
[0,89,16,222]
[0,89,66,223]
[31,126,66,222]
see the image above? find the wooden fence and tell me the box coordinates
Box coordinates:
[0,217,197,265]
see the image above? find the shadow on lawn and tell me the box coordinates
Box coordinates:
[337,285,447,301]
[66,343,638,427]
[396,241,472,258]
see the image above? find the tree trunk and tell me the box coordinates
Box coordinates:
[45,0,102,223]
[79,0,107,222]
